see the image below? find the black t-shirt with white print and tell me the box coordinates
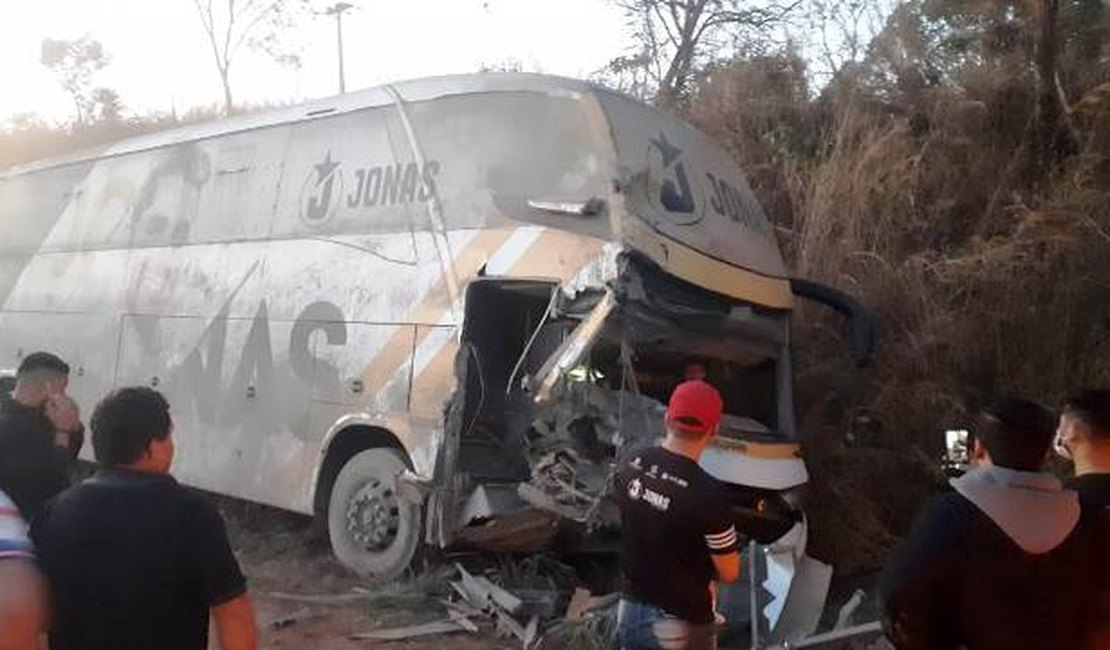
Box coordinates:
[616,446,738,624]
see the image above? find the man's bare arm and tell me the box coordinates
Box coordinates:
[211,592,257,650]
[711,550,741,583]
[0,559,45,650]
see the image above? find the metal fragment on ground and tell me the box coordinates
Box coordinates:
[266,607,318,629]
[350,618,475,641]
[453,563,524,614]
[267,590,372,605]
[448,609,481,633]
[451,564,541,648]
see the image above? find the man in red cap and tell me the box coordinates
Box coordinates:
[615,380,741,649]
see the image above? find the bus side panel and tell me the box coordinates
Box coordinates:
[114,309,315,510]
[0,311,118,432]
[0,246,130,458]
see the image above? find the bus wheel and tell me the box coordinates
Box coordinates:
[327,448,421,580]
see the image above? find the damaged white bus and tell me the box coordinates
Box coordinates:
[0,74,875,643]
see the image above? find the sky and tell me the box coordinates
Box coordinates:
[0,0,633,124]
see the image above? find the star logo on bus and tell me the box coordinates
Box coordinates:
[300,151,345,226]
[647,132,700,224]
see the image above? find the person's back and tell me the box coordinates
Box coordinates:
[615,380,740,650]
[617,445,735,623]
[34,469,243,649]
[880,398,1105,649]
[31,387,256,650]
[882,476,1098,649]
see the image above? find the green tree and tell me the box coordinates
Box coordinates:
[39,37,117,125]
[88,88,124,124]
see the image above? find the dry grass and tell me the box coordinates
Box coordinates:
[685,47,1110,573]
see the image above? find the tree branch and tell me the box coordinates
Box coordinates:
[223,0,237,65]
[193,0,227,70]
[230,0,282,62]
[653,2,682,49]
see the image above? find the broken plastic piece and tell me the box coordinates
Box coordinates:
[350,619,475,641]
[527,197,606,216]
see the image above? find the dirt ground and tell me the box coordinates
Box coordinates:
[213,497,886,650]
[217,500,513,650]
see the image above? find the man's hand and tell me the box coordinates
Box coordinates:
[212,592,257,650]
[45,395,81,437]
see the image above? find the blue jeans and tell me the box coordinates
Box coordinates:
[617,600,718,650]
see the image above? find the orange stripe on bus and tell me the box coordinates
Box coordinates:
[505,230,605,280]
[407,230,607,413]
[361,229,514,396]
[410,336,460,416]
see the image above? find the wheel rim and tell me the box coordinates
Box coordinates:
[345,477,401,552]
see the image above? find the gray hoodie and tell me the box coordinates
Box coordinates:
[950,465,1081,554]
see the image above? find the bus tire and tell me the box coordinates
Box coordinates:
[327,448,421,580]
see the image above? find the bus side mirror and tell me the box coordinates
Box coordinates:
[790,278,877,368]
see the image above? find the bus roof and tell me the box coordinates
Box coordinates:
[2,74,605,177]
[2,72,791,301]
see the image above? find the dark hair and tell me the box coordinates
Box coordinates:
[667,417,712,440]
[17,352,69,378]
[976,397,1055,471]
[91,387,172,466]
[1064,389,1110,439]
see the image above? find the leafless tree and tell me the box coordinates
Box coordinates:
[189,0,307,114]
[1030,0,1078,175]
[606,0,802,107]
[801,0,897,85]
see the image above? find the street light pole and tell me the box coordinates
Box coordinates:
[325,3,354,94]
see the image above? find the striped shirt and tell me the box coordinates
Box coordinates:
[616,446,739,624]
[0,488,33,560]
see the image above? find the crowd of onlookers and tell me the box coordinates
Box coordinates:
[613,377,1110,649]
[877,394,1110,649]
[0,353,256,650]
[0,351,1107,649]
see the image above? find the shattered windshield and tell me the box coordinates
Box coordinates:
[553,341,785,449]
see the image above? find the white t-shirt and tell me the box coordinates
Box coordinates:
[0,489,33,559]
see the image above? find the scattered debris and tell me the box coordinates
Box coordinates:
[496,610,540,647]
[564,588,619,622]
[450,564,543,648]
[448,608,482,633]
[536,588,618,650]
[512,588,563,620]
[454,563,523,614]
[457,483,529,527]
[454,505,562,552]
[835,589,866,630]
[268,591,372,605]
[514,382,665,532]
[517,482,592,523]
[350,618,476,641]
[443,598,484,619]
[266,607,319,629]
